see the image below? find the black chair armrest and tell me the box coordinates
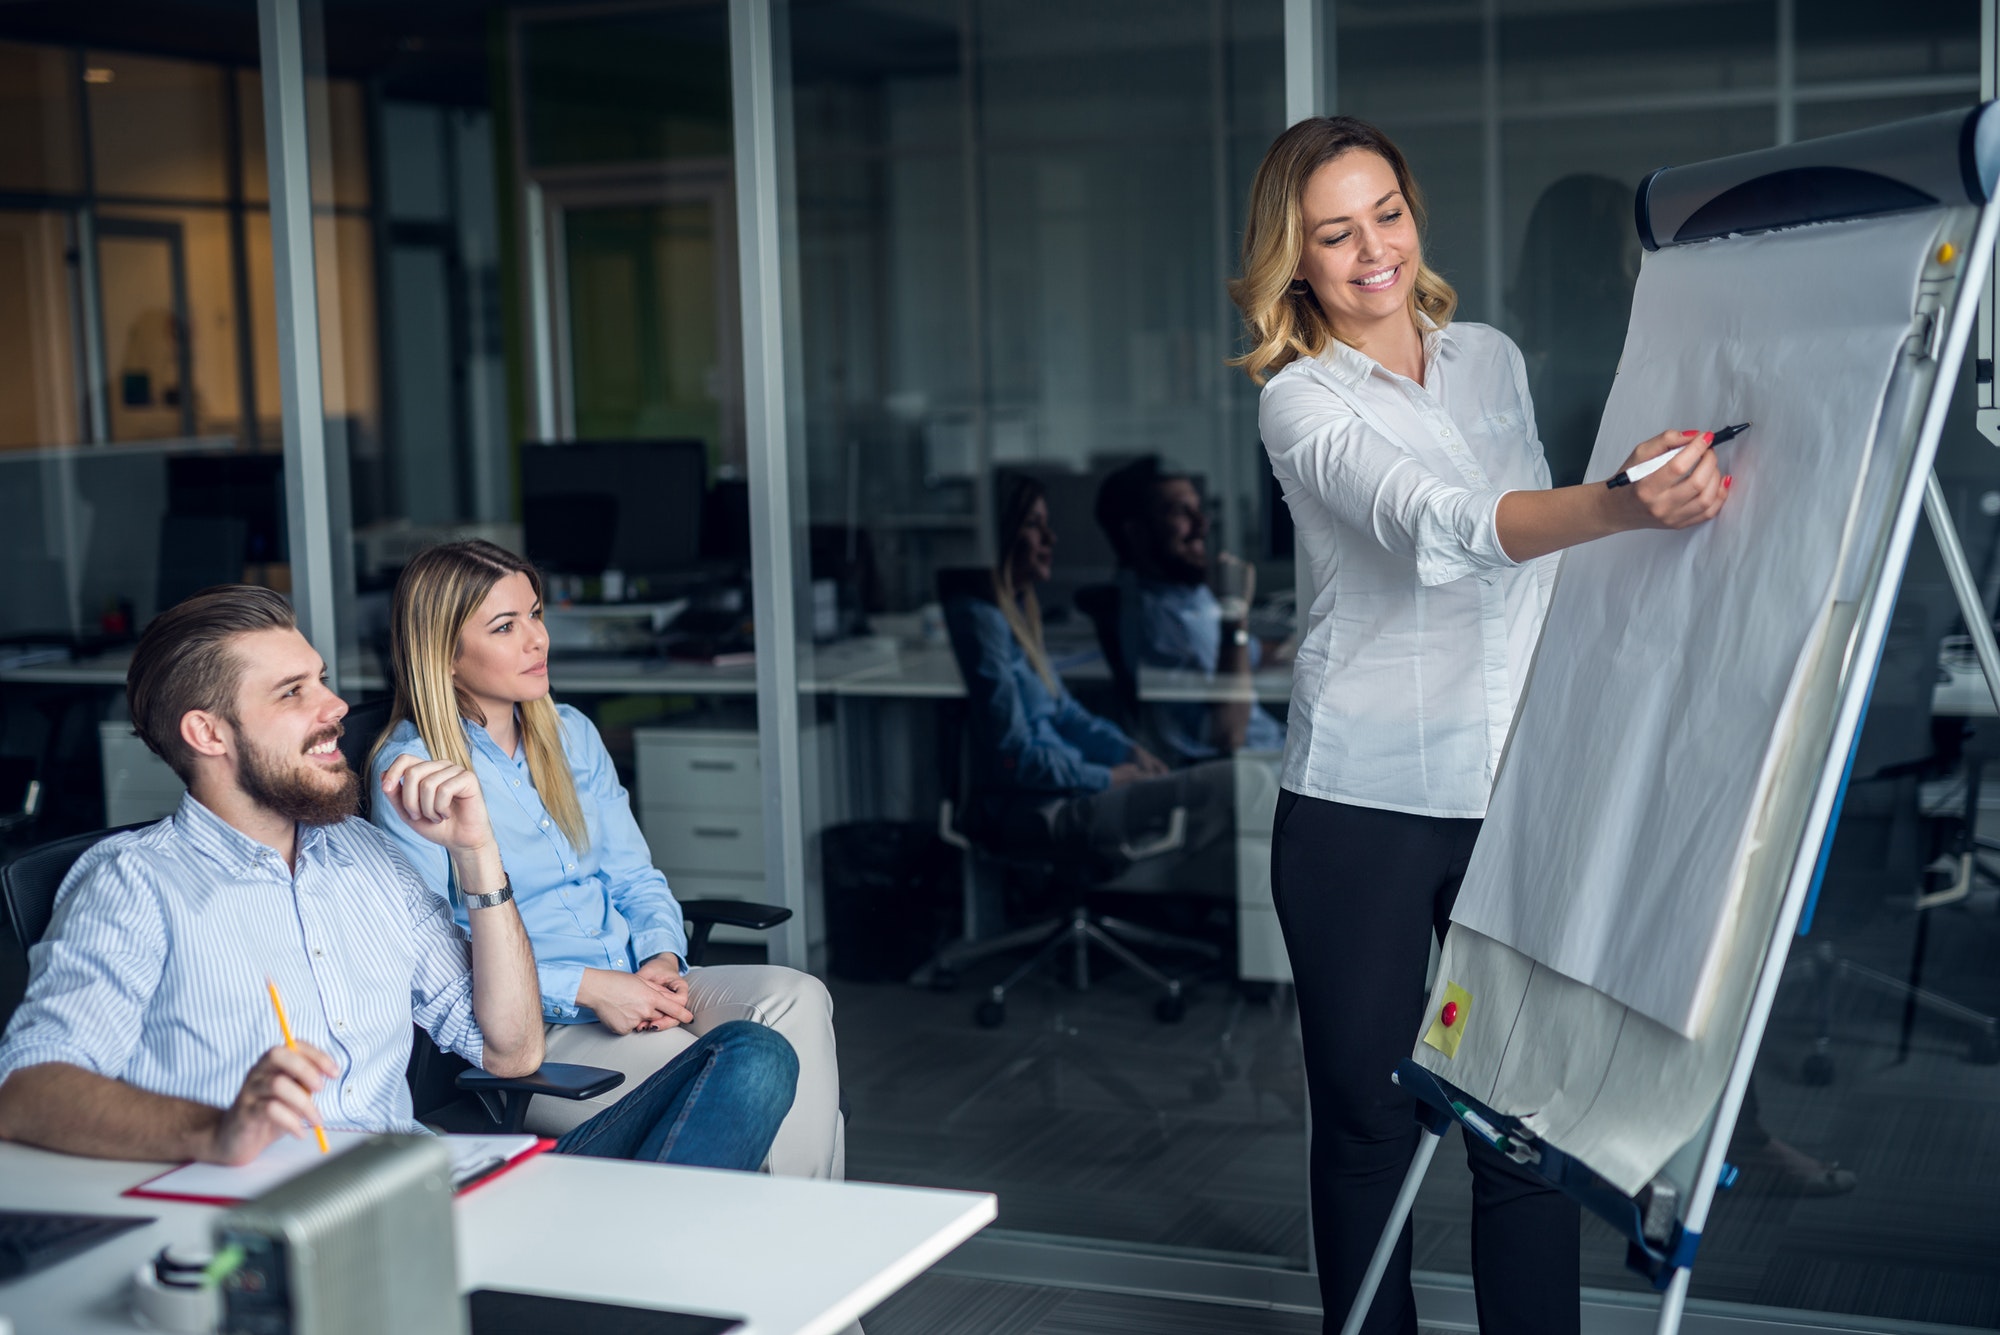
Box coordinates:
[680,899,794,967]
[681,900,794,931]
[455,1062,625,1133]
[457,1062,624,1101]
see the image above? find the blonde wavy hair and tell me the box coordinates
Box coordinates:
[375,539,589,851]
[1229,116,1457,384]
[993,475,1058,694]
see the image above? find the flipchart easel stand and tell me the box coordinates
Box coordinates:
[1340,103,2000,1335]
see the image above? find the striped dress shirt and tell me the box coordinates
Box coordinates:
[0,794,484,1134]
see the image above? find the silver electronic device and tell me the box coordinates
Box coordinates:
[214,1134,465,1335]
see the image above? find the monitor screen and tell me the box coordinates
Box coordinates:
[166,452,286,563]
[521,439,707,579]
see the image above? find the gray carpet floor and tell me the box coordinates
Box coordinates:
[824,811,2000,1330]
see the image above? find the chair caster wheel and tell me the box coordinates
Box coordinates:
[1801,1051,1835,1086]
[975,999,1006,1028]
[1155,995,1186,1024]
[929,968,960,993]
[1969,1028,2000,1064]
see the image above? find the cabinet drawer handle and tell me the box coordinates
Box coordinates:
[688,760,739,772]
[692,826,743,839]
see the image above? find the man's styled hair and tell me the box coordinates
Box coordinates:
[1094,456,1191,565]
[127,584,296,782]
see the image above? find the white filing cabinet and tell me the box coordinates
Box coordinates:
[1233,750,1290,983]
[633,726,838,951]
[100,722,185,826]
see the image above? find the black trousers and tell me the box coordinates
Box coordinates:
[1271,790,1580,1335]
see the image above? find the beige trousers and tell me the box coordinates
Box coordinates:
[527,963,846,1181]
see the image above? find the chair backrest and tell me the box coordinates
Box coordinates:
[1072,582,1137,712]
[934,565,995,607]
[1,825,150,1033]
[339,697,396,817]
[1,825,149,954]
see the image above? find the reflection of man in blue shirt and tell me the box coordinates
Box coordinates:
[1096,458,1287,766]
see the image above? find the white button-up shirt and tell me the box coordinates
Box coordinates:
[1260,321,1558,819]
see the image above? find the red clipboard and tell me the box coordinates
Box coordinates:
[123,1135,555,1206]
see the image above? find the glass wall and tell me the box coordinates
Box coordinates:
[0,8,286,846]
[783,0,1313,1270]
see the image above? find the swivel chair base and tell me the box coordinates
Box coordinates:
[933,903,1218,1027]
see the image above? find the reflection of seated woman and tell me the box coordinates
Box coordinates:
[946,476,1235,868]
[368,540,844,1181]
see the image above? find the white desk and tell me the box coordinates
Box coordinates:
[1136,664,1293,706]
[0,1142,993,1335]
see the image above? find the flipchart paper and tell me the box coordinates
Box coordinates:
[1447,211,1937,1038]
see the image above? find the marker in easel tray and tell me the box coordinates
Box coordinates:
[1605,422,1751,489]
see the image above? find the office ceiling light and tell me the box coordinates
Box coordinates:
[83,67,114,84]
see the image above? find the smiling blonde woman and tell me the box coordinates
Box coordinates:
[1236,116,1733,1335]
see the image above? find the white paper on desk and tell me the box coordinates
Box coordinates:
[1448,211,1937,1038]
[126,1131,540,1203]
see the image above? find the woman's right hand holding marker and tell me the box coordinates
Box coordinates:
[1614,428,1732,531]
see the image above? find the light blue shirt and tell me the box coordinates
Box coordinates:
[370,706,687,1024]
[0,794,483,1134]
[944,595,1135,797]
[1118,573,1287,764]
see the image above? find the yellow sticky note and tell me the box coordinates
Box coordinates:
[1421,981,1474,1059]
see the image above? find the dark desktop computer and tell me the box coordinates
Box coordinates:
[521,439,708,585]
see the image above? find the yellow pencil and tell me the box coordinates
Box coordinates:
[264,976,329,1154]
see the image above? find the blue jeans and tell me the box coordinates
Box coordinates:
[552,1020,798,1170]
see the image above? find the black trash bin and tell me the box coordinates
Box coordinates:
[821,821,960,982]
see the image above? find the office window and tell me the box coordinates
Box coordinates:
[0,41,83,193]
[86,51,233,203]
[0,210,80,451]
[235,70,371,210]
[521,8,734,169]
[0,6,385,855]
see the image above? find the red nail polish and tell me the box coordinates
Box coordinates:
[1724,475,1733,490]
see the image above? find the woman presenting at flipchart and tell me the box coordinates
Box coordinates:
[1233,117,1731,1335]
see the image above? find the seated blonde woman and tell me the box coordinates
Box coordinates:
[369,539,844,1180]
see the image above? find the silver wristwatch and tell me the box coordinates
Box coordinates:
[461,876,513,911]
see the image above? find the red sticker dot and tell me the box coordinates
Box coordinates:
[1441,1002,1460,1029]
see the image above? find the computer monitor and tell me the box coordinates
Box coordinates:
[165,452,287,564]
[520,439,708,580]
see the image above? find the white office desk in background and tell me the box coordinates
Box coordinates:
[1135,664,1293,706]
[0,1141,994,1335]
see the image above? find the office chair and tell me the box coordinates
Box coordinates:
[0,756,42,843]
[0,824,629,1134]
[922,569,1219,1028]
[1071,583,1139,724]
[335,697,797,1126]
